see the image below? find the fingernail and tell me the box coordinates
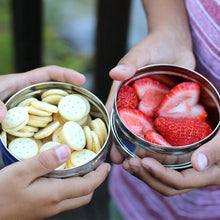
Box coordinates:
[111,65,126,72]
[55,145,70,163]
[197,153,208,170]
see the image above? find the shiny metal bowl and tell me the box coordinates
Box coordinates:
[0,82,111,178]
[111,64,220,169]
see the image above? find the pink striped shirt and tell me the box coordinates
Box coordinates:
[109,1,220,219]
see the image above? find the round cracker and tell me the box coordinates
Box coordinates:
[42,95,64,105]
[34,121,60,139]
[62,121,85,151]
[8,138,39,160]
[18,97,38,107]
[70,149,96,167]
[58,94,90,121]
[83,126,93,151]
[91,130,101,153]
[26,106,52,116]
[2,107,29,130]
[31,100,58,113]
[89,119,104,146]
[41,89,68,99]
[94,118,108,143]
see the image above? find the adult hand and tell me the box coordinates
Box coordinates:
[0,145,110,219]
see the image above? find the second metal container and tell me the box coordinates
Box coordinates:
[111,64,220,169]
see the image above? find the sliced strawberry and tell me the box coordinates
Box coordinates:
[155,82,208,121]
[117,85,138,109]
[154,116,212,146]
[118,108,154,138]
[145,130,172,146]
[132,77,170,117]
[147,74,177,88]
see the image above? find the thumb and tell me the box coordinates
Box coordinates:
[0,100,7,122]
[191,131,220,171]
[109,38,151,81]
[13,144,71,183]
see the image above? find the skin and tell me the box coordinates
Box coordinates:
[0,65,111,219]
[107,0,220,196]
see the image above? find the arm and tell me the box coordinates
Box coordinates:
[108,0,195,165]
[0,66,111,219]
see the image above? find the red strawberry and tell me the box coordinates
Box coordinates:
[145,130,172,146]
[118,108,154,138]
[132,77,170,117]
[155,82,208,121]
[154,116,212,146]
[117,85,138,109]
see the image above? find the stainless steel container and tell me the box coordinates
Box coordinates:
[0,82,111,178]
[111,64,220,169]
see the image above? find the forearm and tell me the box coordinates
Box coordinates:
[142,0,192,48]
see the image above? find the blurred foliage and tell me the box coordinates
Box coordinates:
[0,0,13,74]
[0,0,93,75]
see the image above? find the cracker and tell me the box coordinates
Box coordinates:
[41,89,68,99]
[28,115,53,124]
[58,94,90,121]
[94,118,108,143]
[27,117,48,128]
[62,121,86,150]
[2,107,29,130]
[40,141,60,152]
[52,127,63,143]
[66,156,75,168]
[42,95,64,105]
[34,121,60,139]
[26,106,52,116]
[89,119,104,146]
[91,130,101,153]
[70,149,96,167]
[18,97,38,107]
[6,129,34,138]
[19,125,39,133]
[75,114,89,126]
[83,126,93,151]
[8,138,39,160]
[31,100,58,113]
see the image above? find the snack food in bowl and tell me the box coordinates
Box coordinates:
[111,64,220,169]
[0,82,111,178]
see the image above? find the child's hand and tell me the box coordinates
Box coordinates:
[108,27,195,165]
[0,145,110,219]
[122,129,220,196]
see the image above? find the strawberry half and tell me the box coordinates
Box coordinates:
[132,77,170,117]
[155,82,208,121]
[145,130,172,146]
[154,116,212,146]
[118,108,154,138]
[117,85,138,109]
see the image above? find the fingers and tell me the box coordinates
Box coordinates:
[0,100,7,122]
[109,38,151,81]
[191,130,220,171]
[8,144,71,184]
[110,145,125,164]
[56,193,94,215]
[123,157,220,196]
[123,158,193,196]
[43,162,111,201]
